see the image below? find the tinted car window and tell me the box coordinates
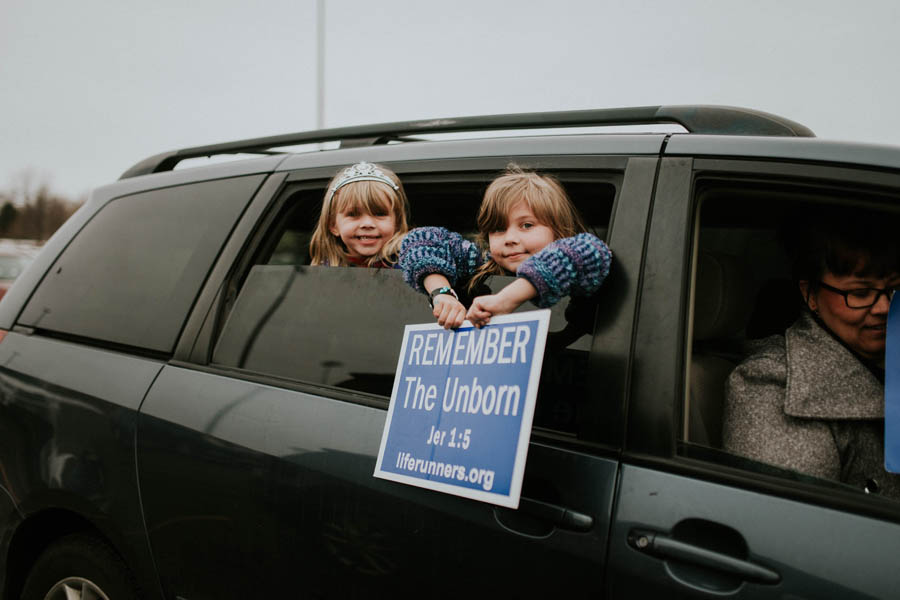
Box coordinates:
[213,266,600,434]
[20,176,263,353]
[214,266,431,393]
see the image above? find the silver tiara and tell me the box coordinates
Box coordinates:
[328,161,398,201]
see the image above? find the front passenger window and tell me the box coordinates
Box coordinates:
[684,184,900,504]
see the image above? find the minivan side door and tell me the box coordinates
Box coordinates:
[135,152,660,599]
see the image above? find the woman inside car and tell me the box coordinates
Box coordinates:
[723,207,900,498]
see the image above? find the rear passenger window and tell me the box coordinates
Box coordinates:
[20,176,263,353]
[211,171,616,437]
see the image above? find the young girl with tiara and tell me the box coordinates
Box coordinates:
[399,165,612,328]
[310,161,410,267]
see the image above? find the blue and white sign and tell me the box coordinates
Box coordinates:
[374,310,551,508]
[885,296,900,472]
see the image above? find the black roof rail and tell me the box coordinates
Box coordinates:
[120,105,814,179]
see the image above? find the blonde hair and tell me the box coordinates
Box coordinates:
[469,165,585,291]
[309,164,410,266]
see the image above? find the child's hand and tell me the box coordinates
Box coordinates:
[466,278,538,328]
[433,294,466,329]
[466,294,516,328]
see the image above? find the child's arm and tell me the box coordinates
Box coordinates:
[399,227,481,329]
[399,227,481,293]
[517,233,612,307]
[465,233,611,327]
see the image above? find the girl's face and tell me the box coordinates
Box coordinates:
[488,200,556,272]
[329,201,396,259]
[804,268,900,361]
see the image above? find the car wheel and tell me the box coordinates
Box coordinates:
[20,534,139,600]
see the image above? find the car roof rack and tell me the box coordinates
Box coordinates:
[120,104,814,179]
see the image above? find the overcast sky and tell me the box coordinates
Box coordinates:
[2,0,899,201]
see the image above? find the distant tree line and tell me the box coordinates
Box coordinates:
[0,171,82,241]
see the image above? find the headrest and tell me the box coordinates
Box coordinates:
[745,278,801,339]
[693,251,754,341]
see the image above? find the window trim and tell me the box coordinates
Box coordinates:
[174,172,288,362]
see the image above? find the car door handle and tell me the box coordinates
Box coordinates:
[517,497,594,532]
[628,529,780,585]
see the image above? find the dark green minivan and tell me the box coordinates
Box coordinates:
[1,106,899,599]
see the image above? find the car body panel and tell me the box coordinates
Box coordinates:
[608,464,900,598]
[666,134,900,170]
[138,365,619,598]
[0,332,164,599]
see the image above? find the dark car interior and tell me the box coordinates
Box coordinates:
[687,181,900,455]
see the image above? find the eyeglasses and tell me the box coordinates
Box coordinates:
[817,281,898,309]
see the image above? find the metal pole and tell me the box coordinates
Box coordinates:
[316,0,325,130]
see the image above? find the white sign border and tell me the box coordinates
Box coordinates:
[373,309,551,508]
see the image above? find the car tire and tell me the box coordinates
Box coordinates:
[20,534,140,600]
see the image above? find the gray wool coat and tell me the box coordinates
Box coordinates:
[723,310,900,499]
